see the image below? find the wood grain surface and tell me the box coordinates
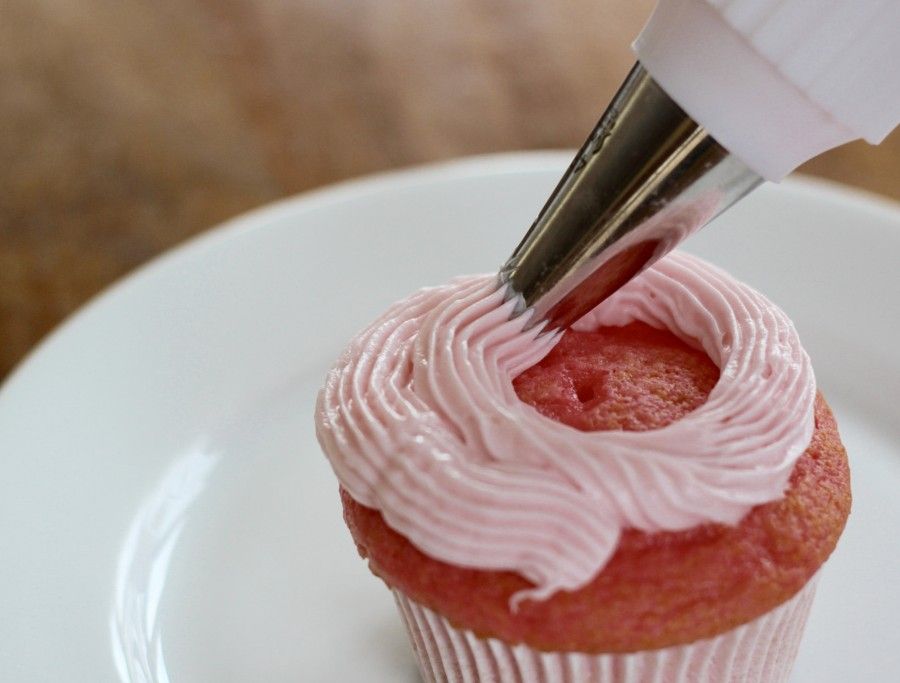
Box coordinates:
[1,0,898,378]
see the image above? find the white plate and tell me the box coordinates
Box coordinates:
[1,152,898,682]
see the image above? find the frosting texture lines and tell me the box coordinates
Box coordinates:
[316,252,816,599]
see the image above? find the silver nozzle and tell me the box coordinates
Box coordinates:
[500,63,762,330]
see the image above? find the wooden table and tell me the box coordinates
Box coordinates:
[2,0,898,378]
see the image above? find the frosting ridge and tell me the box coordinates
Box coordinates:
[316,252,816,599]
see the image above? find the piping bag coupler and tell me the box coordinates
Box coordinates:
[501,0,900,331]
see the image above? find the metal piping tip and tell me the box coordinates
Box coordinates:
[500,63,762,331]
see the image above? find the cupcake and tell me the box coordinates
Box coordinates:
[316,252,850,682]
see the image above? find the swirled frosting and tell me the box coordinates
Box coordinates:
[315,252,816,601]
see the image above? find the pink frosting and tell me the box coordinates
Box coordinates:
[315,252,816,600]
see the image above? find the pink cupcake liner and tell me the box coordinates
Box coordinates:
[392,576,817,683]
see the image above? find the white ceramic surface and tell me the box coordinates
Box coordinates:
[0,152,898,682]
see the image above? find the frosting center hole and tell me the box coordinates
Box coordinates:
[513,322,719,433]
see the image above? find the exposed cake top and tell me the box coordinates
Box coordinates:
[316,251,816,602]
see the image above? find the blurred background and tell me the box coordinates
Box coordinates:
[2,0,898,378]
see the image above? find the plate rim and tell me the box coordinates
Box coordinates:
[2,151,899,404]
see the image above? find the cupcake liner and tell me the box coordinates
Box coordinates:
[393,577,817,683]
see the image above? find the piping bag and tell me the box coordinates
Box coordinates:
[500,0,900,330]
